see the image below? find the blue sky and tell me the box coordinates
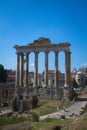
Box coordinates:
[0,0,87,73]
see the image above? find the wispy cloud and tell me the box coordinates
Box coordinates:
[80,63,87,67]
[30,63,34,67]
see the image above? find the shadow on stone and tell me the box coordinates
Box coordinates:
[76,97,87,102]
[53,126,62,130]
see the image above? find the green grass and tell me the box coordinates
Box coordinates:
[0,116,29,127]
[0,99,81,130]
[71,113,87,130]
[32,114,87,130]
[32,99,60,116]
[32,118,71,130]
[32,99,73,116]
[0,99,73,129]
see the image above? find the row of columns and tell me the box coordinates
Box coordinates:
[15,51,71,88]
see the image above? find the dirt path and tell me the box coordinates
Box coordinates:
[40,95,87,121]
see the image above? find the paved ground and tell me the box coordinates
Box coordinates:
[40,95,87,121]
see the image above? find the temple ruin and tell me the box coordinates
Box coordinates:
[14,37,71,100]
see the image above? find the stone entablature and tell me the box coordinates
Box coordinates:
[14,37,70,53]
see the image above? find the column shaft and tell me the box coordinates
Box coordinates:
[20,53,24,86]
[25,53,29,85]
[44,52,48,86]
[15,53,20,86]
[65,51,71,87]
[34,52,38,87]
[54,51,59,87]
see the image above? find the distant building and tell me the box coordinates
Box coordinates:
[71,68,87,87]
[6,69,65,87]
[0,83,15,106]
[7,69,16,83]
[41,70,65,87]
[28,71,34,85]
[75,71,86,86]
[23,70,65,87]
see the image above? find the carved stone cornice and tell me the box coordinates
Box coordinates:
[14,37,71,54]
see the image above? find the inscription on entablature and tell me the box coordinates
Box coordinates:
[28,37,51,46]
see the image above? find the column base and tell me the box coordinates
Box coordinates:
[63,85,69,101]
[33,85,38,88]
[64,84,68,88]
[54,85,59,88]
[42,85,48,88]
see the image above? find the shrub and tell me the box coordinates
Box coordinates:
[2,102,8,107]
[53,125,62,130]
[12,97,19,111]
[32,112,39,122]
[31,95,38,109]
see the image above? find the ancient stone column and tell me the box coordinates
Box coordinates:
[15,53,20,87]
[25,53,29,86]
[54,51,59,88]
[44,51,49,87]
[34,52,38,87]
[20,53,24,86]
[65,51,71,87]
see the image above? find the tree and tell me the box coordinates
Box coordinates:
[69,86,77,101]
[0,64,7,83]
[71,78,78,87]
[31,95,38,109]
[85,79,87,85]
